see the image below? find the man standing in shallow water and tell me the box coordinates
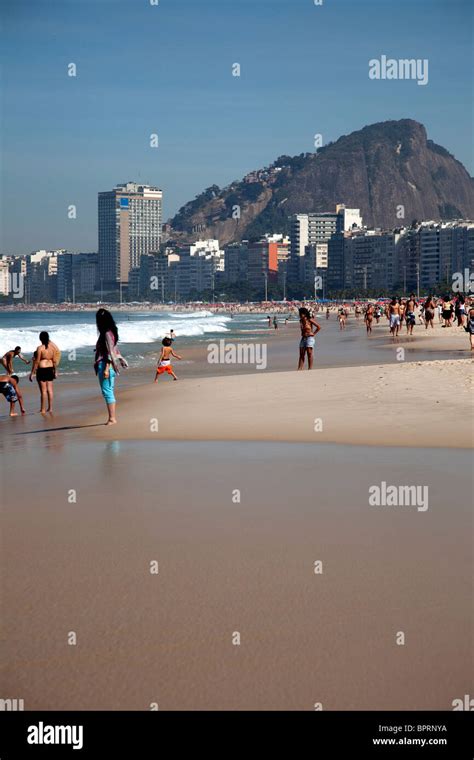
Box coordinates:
[298,307,321,370]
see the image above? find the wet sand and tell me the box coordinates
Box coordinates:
[2,441,472,710]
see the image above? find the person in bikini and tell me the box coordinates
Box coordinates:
[154,337,182,382]
[338,307,346,330]
[365,303,374,334]
[29,331,60,414]
[297,307,321,370]
[424,295,436,330]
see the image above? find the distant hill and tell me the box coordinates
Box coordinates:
[167,119,474,246]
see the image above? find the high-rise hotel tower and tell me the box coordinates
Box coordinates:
[98,182,163,288]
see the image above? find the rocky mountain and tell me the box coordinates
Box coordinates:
[167,119,474,246]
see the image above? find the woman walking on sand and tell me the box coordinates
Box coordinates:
[298,307,321,370]
[29,331,60,414]
[94,308,128,425]
[424,295,436,330]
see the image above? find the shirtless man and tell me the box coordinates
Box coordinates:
[0,374,26,416]
[365,303,374,334]
[389,297,401,338]
[298,307,321,370]
[1,346,30,374]
[405,294,417,335]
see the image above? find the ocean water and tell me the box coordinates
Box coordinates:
[0,310,271,376]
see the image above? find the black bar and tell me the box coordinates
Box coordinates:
[0,711,472,758]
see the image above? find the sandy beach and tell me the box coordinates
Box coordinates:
[90,359,473,449]
[1,314,473,710]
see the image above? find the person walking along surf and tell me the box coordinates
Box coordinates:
[29,332,60,414]
[94,308,128,425]
[297,307,321,370]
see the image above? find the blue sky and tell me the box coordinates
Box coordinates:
[1,0,472,254]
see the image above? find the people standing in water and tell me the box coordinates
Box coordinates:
[298,307,321,370]
[29,332,60,414]
[1,346,30,374]
[273,316,278,330]
[0,374,26,416]
[154,337,182,382]
[94,308,128,425]
[424,295,436,329]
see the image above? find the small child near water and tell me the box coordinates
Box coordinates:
[154,337,182,383]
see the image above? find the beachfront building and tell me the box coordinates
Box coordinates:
[57,252,98,302]
[344,230,396,293]
[98,182,163,293]
[327,230,395,294]
[290,206,362,284]
[223,242,249,284]
[395,221,474,292]
[0,259,10,296]
[146,239,226,300]
[24,250,60,303]
[246,234,289,291]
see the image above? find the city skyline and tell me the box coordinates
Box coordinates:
[1,0,473,255]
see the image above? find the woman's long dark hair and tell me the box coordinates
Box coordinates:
[96,308,119,357]
[39,331,50,348]
[299,307,310,319]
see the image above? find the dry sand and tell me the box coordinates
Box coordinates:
[91,359,473,449]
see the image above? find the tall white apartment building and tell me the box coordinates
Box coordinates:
[98,182,163,287]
